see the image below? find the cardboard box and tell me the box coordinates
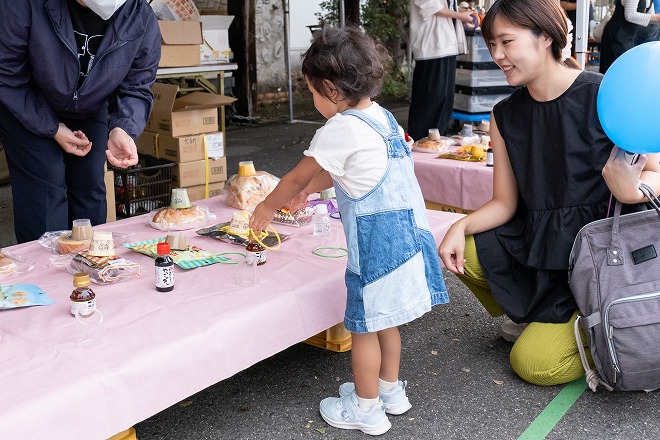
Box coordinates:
[150,0,200,21]
[172,156,227,187]
[136,131,224,163]
[200,15,234,64]
[146,83,235,137]
[181,181,226,202]
[104,169,116,223]
[158,20,202,67]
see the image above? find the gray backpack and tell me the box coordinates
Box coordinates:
[568,183,660,391]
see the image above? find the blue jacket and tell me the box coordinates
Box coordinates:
[0,0,161,138]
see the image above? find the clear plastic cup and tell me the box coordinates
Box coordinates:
[236,254,257,287]
[75,308,104,349]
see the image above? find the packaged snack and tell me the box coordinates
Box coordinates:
[272,204,315,227]
[412,136,458,153]
[124,237,232,269]
[224,167,280,210]
[147,205,216,231]
[0,250,35,281]
[0,284,55,310]
[196,223,289,248]
[65,252,143,284]
[438,144,488,162]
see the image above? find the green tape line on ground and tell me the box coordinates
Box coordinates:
[517,378,588,440]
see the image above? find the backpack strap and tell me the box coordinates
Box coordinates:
[574,316,614,392]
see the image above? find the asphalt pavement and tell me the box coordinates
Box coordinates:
[1,102,659,440]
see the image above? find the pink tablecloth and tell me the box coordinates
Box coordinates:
[412,151,493,211]
[0,196,464,439]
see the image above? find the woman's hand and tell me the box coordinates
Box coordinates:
[54,123,92,156]
[602,146,647,204]
[438,221,467,275]
[106,127,139,168]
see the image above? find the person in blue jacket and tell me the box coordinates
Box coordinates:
[0,0,161,243]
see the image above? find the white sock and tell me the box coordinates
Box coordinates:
[378,378,398,392]
[356,395,380,412]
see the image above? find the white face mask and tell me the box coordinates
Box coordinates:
[81,0,128,20]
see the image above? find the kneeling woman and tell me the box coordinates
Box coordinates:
[438,0,660,386]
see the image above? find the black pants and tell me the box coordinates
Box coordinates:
[0,102,108,243]
[408,56,457,140]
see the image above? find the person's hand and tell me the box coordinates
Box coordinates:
[457,11,474,24]
[283,191,309,213]
[602,146,647,204]
[53,123,92,156]
[438,221,467,274]
[106,127,138,168]
[249,201,277,235]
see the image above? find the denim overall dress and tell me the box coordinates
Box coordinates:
[336,108,448,333]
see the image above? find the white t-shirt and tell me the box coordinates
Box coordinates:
[304,102,404,198]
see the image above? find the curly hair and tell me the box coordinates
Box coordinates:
[301,25,388,107]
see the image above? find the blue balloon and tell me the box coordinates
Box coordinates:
[597,41,660,154]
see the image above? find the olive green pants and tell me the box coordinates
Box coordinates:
[455,236,588,386]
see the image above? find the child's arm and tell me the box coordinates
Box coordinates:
[249,156,323,232]
[285,170,334,212]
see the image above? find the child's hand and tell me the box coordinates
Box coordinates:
[284,191,309,213]
[249,201,277,234]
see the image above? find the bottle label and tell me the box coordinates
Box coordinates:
[155,265,174,289]
[313,219,331,237]
[246,250,266,265]
[71,299,96,316]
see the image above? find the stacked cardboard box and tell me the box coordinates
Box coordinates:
[137,83,236,202]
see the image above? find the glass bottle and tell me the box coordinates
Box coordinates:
[246,238,267,266]
[155,242,174,292]
[70,272,96,317]
[486,141,494,167]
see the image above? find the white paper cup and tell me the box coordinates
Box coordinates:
[88,231,114,257]
[228,212,249,236]
[170,188,192,209]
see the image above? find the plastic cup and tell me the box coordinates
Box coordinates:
[75,308,104,349]
[236,254,257,287]
[238,161,257,177]
[166,232,187,250]
[428,128,440,141]
[71,219,93,240]
[460,124,473,137]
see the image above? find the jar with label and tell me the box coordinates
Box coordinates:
[246,238,267,266]
[155,242,174,292]
[70,272,96,317]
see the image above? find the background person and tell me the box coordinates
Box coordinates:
[408,0,474,140]
[438,0,660,386]
[249,27,447,435]
[0,0,161,243]
[599,0,660,73]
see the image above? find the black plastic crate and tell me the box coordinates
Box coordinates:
[109,154,175,218]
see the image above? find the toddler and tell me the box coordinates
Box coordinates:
[249,26,448,435]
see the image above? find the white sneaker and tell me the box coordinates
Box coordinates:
[338,380,412,415]
[500,318,528,343]
[319,390,391,436]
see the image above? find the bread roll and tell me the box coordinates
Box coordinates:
[414,138,452,152]
[152,206,206,226]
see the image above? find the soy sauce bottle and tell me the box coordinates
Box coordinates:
[486,141,494,167]
[155,242,174,292]
[246,238,267,266]
[70,272,96,316]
